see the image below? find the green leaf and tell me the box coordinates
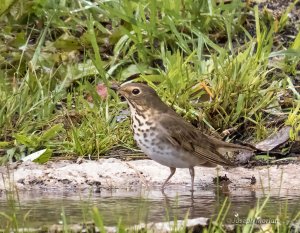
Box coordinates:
[0,0,16,16]
[52,34,81,51]
[91,207,106,233]
[120,64,151,80]
[269,49,300,58]
[40,124,64,142]
[87,15,106,82]
[14,134,38,148]
[0,141,12,148]
[233,93,245,121]
[291,30,300,50]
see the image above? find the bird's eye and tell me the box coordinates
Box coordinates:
[132,88,140,95]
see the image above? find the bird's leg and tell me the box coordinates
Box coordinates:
[189,167,195,192]
[161,167,176,191]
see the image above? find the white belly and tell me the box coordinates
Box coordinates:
[140,142,202,168]
[133,124,202,168]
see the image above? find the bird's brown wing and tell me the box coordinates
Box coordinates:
[157,114,245,167]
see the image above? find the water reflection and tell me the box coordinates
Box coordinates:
[0,187,300,227]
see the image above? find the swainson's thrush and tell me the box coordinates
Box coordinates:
[117,83,252,191]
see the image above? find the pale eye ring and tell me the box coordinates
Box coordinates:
[132,88,140,95]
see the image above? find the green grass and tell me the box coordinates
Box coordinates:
[0,0,299,163]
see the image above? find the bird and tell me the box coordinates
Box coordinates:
[116,82,253,191]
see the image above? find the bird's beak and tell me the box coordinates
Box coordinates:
[110,84,127,101]
[118,90,127,101]
[110,83,119,92]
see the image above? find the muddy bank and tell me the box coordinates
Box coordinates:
[0,158,300,193]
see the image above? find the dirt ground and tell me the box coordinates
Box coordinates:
[1,158,300,195]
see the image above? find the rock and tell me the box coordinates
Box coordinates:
[255,126,291,151]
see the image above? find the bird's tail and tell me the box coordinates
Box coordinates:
[216,141,255,155]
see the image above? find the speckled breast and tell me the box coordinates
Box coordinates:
[130,111,202,168]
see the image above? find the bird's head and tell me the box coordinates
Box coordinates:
[115,82,168,113]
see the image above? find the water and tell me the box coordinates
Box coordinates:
[0,187,300,228]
